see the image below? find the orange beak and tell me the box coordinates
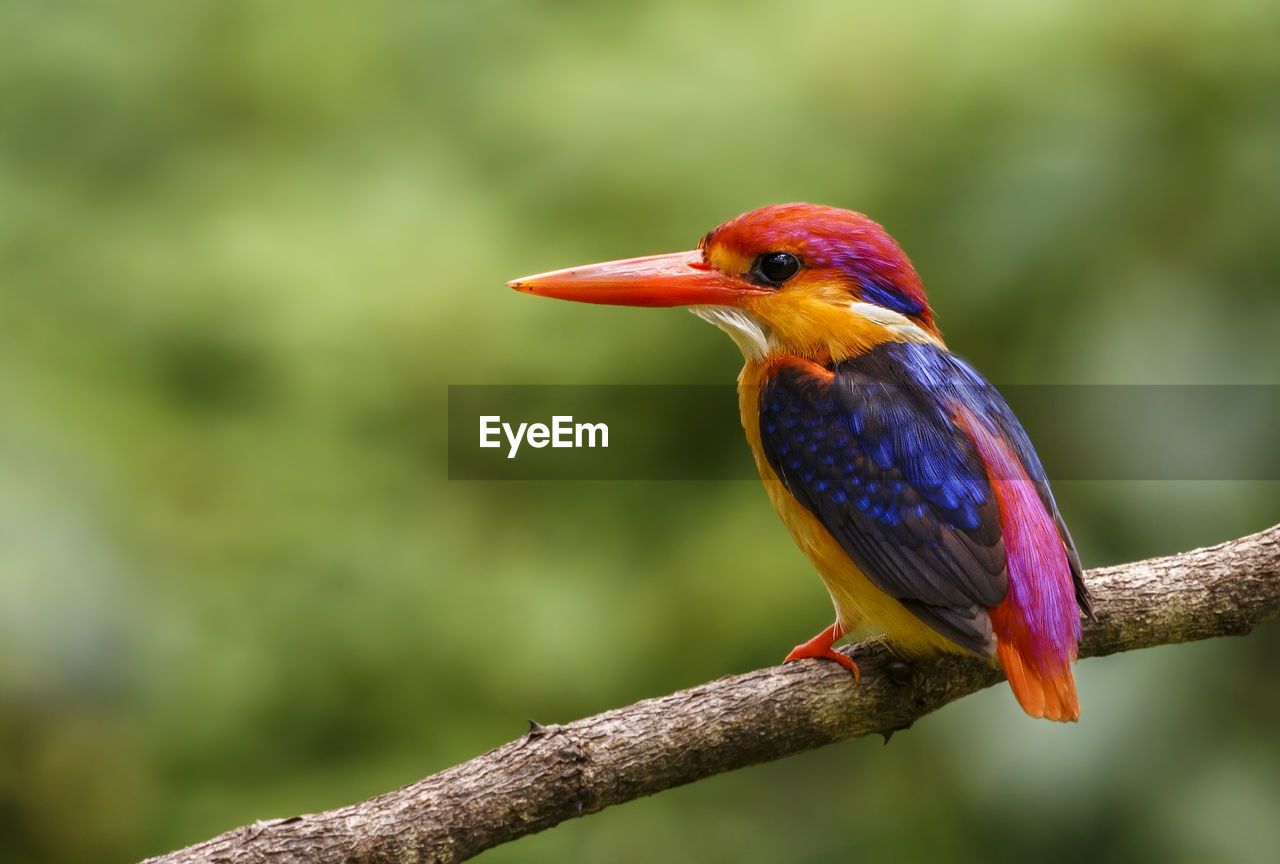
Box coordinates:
[508,250,768,308]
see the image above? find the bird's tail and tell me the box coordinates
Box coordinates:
[994,629,1080,722]
[955,406,1083,722]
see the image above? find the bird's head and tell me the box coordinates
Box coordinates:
[509,203,940,362]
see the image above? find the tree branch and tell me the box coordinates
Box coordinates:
[143,523,1280,864]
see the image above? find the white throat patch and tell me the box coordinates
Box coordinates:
[688,305,775,361]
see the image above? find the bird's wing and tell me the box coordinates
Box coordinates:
[759,340,1080,655]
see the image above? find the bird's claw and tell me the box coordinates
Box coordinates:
[784,622,861,680]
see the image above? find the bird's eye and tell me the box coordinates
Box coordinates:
[754,251,802,286]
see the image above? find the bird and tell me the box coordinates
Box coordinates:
[508,203,1092,721]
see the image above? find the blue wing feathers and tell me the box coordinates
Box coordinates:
[760,341,1041,654]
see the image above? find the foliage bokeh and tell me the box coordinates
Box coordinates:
[2,2,1279,862]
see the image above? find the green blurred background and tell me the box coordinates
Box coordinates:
[3,1,1279,862]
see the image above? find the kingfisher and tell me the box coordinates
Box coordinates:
[508,203,1091,721]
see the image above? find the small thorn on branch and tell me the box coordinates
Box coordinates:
[885,659,914,686]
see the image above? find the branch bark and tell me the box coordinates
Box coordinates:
[143,523,1280,864]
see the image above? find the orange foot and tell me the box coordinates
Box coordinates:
[784,621,859,680]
